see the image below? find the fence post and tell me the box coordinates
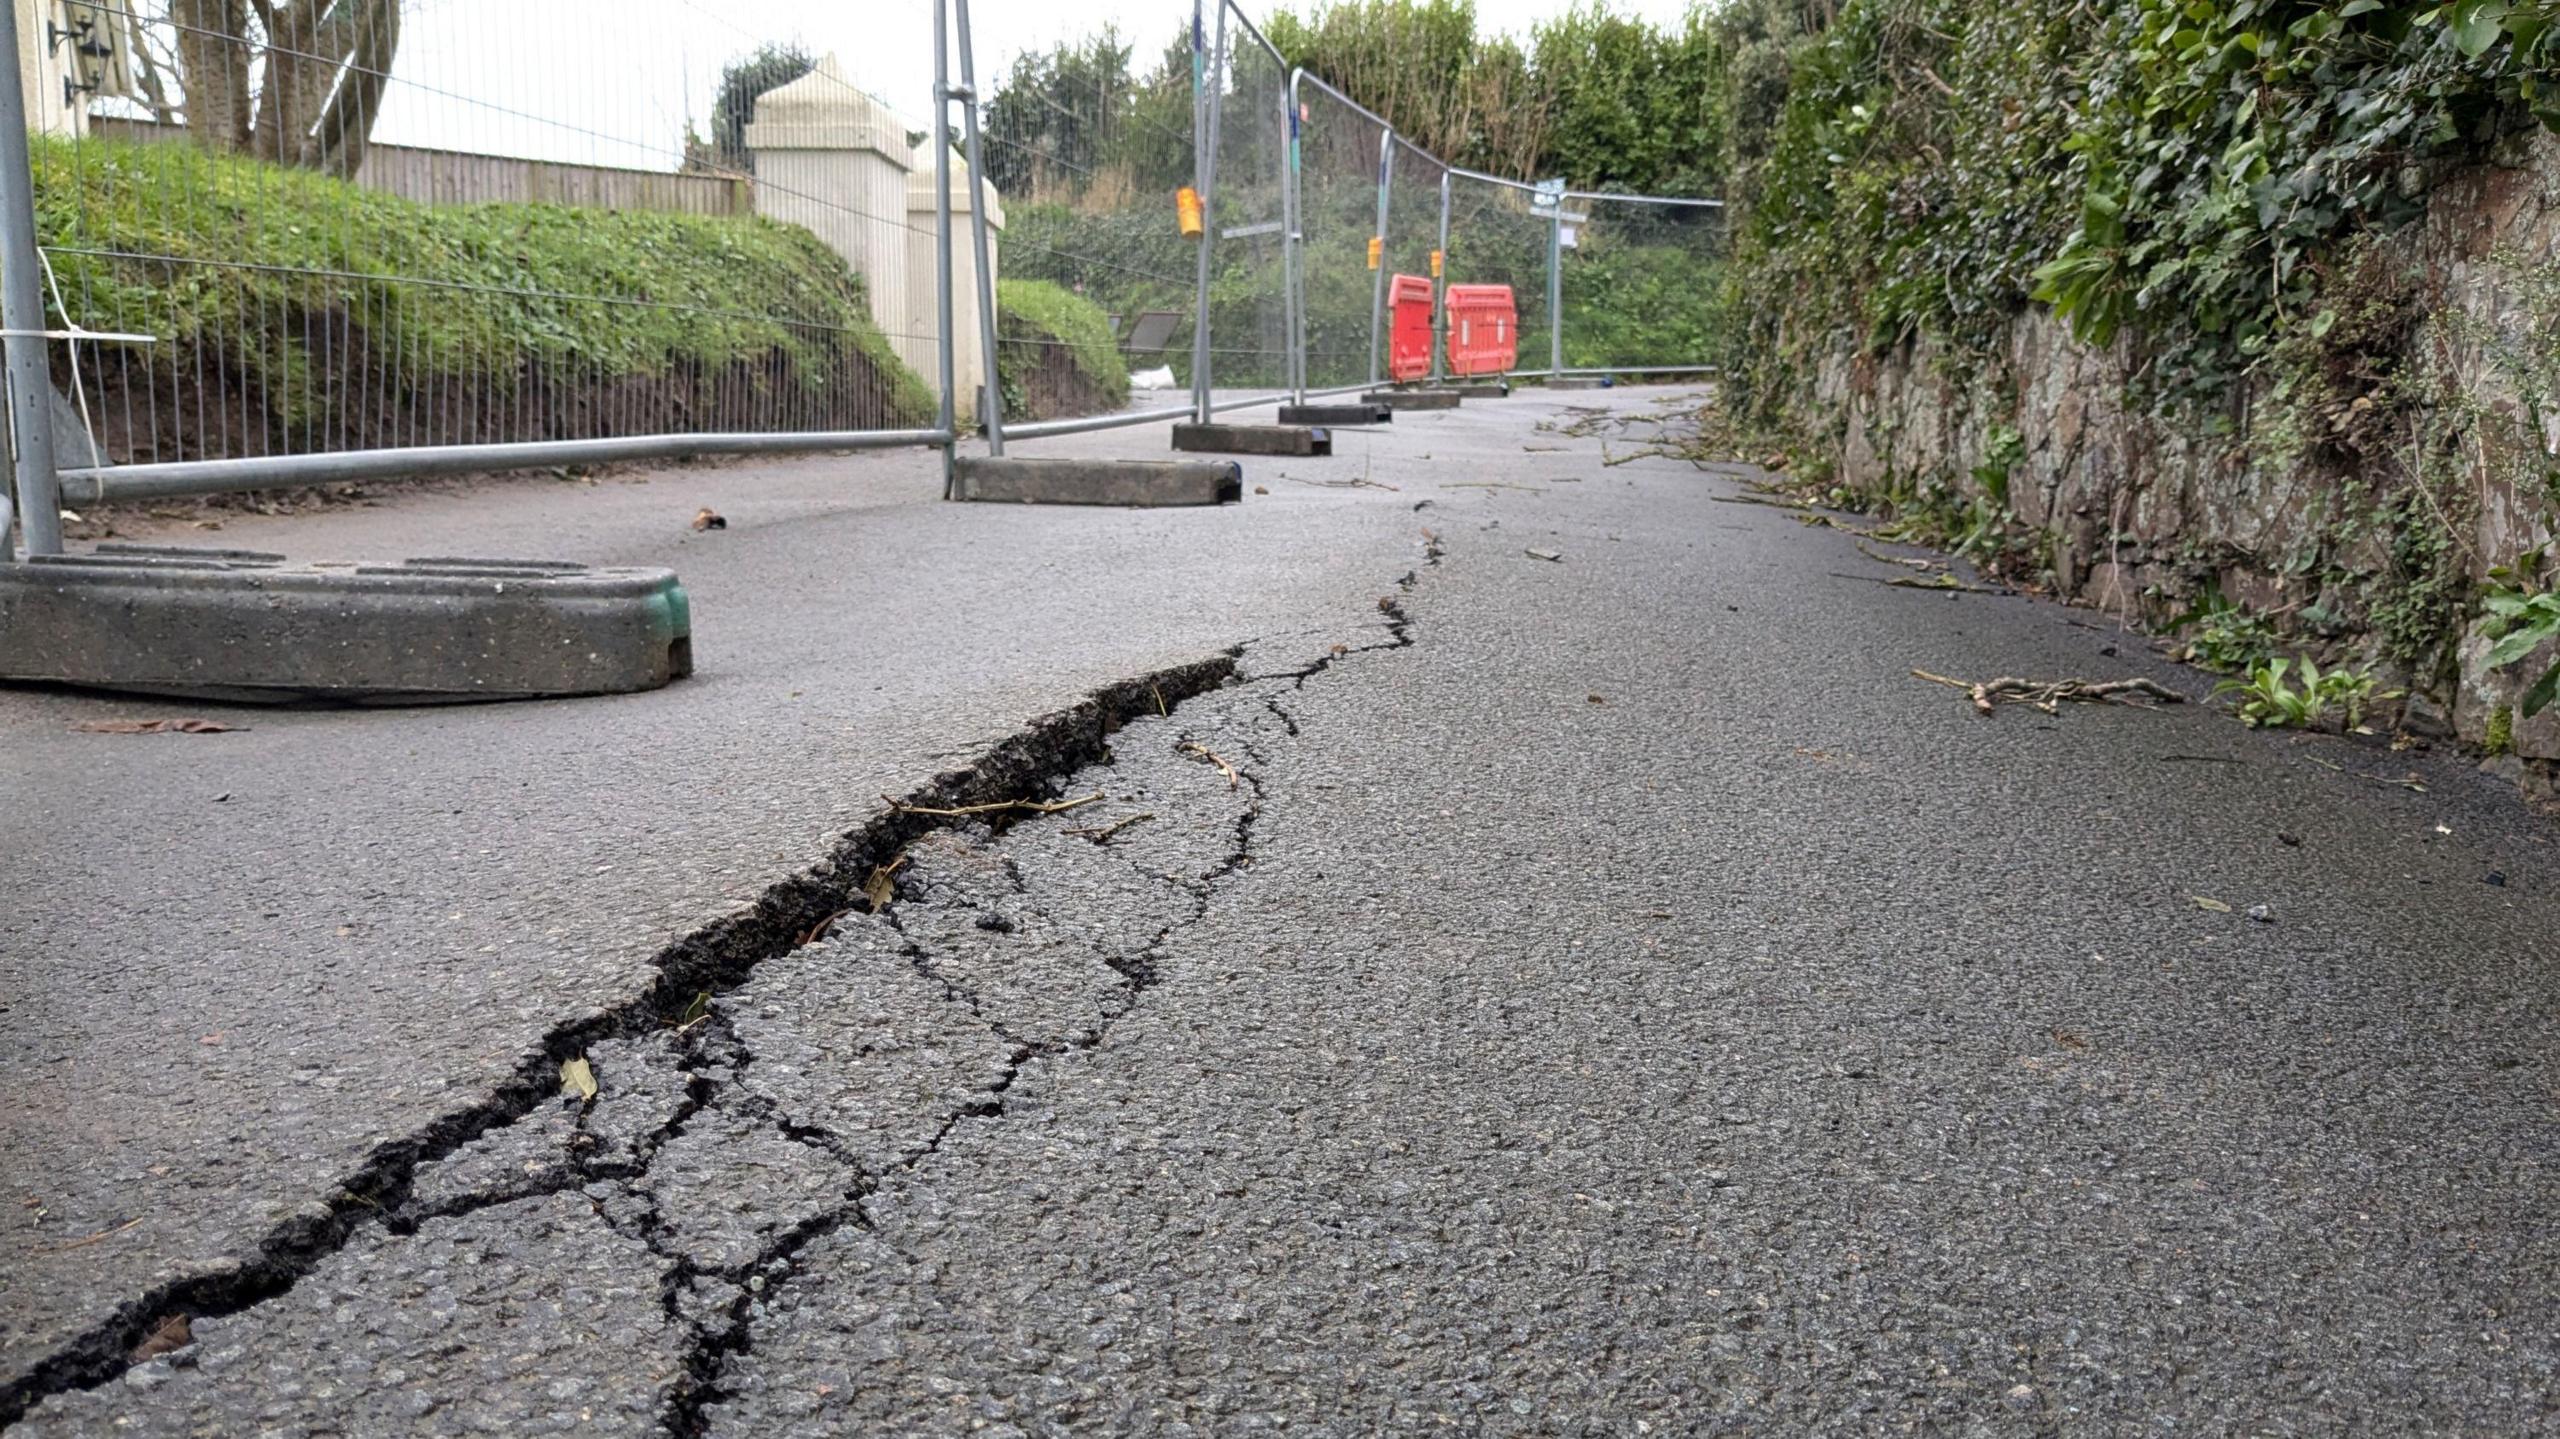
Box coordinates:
[1431,169,1450,385]
[1367,130,1393,390]
[1188,0,1227,427]
[0,0,63,555]
[933,0,959,496]
[1547,199,1564,379]
[953,0,1005,456]
[1284,69,1305,405]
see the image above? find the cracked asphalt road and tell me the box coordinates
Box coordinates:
[10,388,2560,1433]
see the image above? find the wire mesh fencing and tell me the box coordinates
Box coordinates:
[28,1,949,492]
[1556,192,1728,377]
[978,16,1197,431]
[1379,135,1445,384]
[1286,75,1389,398]
[1443,170,1555,378]
[1191,3,1292,409]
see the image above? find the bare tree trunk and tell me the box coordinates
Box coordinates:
[171,0,252,149]
[125,5,184,126]
[303,0,400,176]
[249,0,332,165]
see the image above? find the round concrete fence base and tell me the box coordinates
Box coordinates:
[0,545,692,703]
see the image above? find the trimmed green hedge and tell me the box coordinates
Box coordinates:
[29,137,934,434]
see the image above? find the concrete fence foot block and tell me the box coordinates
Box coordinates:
[1361,389,1462,411]
[1172,423,1331,457]
[1277,403,1391,427]
[0,545,692,703]
[1447,381,1511,399]
[1546,377,1604,391]
[953,456,1243,507]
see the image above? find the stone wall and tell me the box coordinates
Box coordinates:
[1809,133,2560,777]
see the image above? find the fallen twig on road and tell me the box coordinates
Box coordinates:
[1887,573,1995,594]
[1854,539,1942,571]
[882,792,1103,820]
[30,1217,143,1255]
[1444,481,1545,492]
[2304,755,2427,792]
[1179,742,1241,789]
[1709,493,1813,511]
[1911,669,2184,717]
[1063,812,1154,845]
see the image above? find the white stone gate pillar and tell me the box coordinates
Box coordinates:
[907,145,1001,421]
[744,57,926,390]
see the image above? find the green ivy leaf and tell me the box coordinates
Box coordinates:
[2448,0,2510,55]
[2525,662,2560,717]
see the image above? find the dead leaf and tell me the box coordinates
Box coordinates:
[559,1056,598,1102]
[690,507,727,531]
[71,718,242,735]
[1253,485,1269,495]
[2192,897,2233,913]
[1587,694,1606,705]
[863,856,908,913]
[130,1314,192,1363]
[1330,643,1348,656]
[2051,1028,2088,1050]
[1525,547,1564,562]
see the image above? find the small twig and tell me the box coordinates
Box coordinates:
[1710,493,1814,511]
[1063,812,1154,845]
[1854,538,1940,570]
[32,1217,143,1255]
[2304,756,2427,792]
[1179,742,1241,789]
[797,906,854,947]
[1886,573,1994,593]
[1444,481,1544,492]
[1912,669,2182,717]
[882,791,1103,819]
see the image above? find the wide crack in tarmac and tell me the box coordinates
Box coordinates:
[5,561,1435,1435]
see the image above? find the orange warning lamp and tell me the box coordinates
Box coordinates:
[1176,187,1205,237]
[1367,235,1382,270]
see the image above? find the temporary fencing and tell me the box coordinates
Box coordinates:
[1554,192,1727,377]
[1283,73,1391,400]
[5,1,956,523]
[1189,2,1294,418]
[1443,170,1556,377]
[0,0,1730,555]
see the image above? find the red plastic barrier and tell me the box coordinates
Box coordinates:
[1388,273,1435,383]
[1445,284,1518,377]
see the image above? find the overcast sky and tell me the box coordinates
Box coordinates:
[364,0,1700,172]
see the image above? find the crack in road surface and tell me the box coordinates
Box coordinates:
[4,560,1437,1434]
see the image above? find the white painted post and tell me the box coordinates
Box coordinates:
[907,144,1002,424]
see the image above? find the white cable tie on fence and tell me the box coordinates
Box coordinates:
[0,327,158,343]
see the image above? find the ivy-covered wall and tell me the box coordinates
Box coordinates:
[1717,0,2560,777]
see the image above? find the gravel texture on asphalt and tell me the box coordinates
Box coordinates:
[10,389,2559,1433]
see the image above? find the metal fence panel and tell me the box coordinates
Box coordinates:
[1557,191,1727,376]
[23,2,949,502]
[1444,170,1554,378]
[1190,2,1291,412]
[1286,74,1390,399]
[978,4,1198,435]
